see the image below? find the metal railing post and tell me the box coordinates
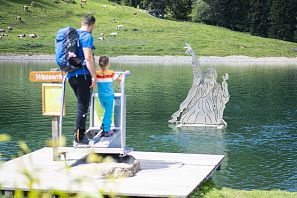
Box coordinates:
[58,75,67,147]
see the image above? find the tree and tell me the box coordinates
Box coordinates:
[167,0,193,20]
[268,0,297,42]
[202,0,227,26]
[249,0,270,37]
[192,0,212,24]
[228,0,251,31]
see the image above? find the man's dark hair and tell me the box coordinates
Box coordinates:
[82,15,96,26]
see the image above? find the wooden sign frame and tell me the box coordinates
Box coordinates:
[42,83,65,116]
[29,71,66,83]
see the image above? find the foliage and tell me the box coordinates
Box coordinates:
[268,0,297,42]
[193,0,297,42]
[166,0,193,20]
[249,0,270,38]
[192,0,212,24]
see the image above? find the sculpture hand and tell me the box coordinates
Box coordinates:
[222,73,229,81]
[184,43,194,55]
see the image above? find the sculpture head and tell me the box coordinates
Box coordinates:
[202,67,217,92]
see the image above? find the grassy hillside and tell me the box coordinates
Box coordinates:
[0,0,296,57]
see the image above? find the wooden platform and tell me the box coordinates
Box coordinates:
[0,147,224,197]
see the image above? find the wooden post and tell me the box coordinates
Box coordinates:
[52,116,60,161]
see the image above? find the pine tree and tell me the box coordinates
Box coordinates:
[269,0,297,42]
[228,0,251,32]
[206,0,226,26]
[249,0,270,37]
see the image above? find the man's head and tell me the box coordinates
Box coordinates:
[81,15,96,32]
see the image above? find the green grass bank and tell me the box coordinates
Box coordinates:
[193,180,297,198]
[0,0,296,57]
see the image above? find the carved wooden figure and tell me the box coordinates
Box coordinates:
[168,44,230,127]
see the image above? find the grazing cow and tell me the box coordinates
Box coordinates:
[6,27,13,32]
[16,16,22,21]
[18,34,26,38]
[133,12,138,16]
[0,29,5,33]
[28,33,38,38]
[0,33,8,41]
[116,24,123,30]
[110,32,118,36]
[112,18,117,23]
[80,0,87,3]
[23,5,29,12]
[102,5,107,9]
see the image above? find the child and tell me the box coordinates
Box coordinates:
[96,56,121,137]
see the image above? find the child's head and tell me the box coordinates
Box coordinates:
[99,56,109,70]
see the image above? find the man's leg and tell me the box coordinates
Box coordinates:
[74,75,92,142]
[68,76,78,97]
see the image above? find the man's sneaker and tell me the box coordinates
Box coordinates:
[104,130,113,137]
[74,128,85,143]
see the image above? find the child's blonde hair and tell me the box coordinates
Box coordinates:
[99,56,109,76]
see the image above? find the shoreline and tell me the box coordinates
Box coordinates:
[0,55,296,66]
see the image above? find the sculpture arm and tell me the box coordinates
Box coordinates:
[184,43,202,80]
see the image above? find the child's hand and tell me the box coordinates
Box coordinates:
[124,70,131,76]
[117,75,122,82]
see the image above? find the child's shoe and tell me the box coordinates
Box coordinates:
[104,130,113,137]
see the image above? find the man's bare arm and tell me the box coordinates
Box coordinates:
[83,47,96,88]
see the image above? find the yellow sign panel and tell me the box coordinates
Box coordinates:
[29,71,66,83]
[42,83,65,116]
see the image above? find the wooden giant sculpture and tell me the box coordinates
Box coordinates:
[168,44,230,127]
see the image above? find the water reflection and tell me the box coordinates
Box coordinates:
[168,125,227,154]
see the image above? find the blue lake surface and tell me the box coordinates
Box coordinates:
[0,62,296,191]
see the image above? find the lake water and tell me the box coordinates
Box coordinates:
[0,62,296,192]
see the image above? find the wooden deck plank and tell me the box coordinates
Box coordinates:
[0,147,224,197]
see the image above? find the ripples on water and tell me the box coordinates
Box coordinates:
[0,62,296,191]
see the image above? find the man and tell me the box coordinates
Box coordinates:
[68,15,97,143]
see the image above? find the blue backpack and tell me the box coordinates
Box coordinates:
[55,27,82,72]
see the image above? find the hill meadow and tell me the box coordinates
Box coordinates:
[0,0,296,57]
